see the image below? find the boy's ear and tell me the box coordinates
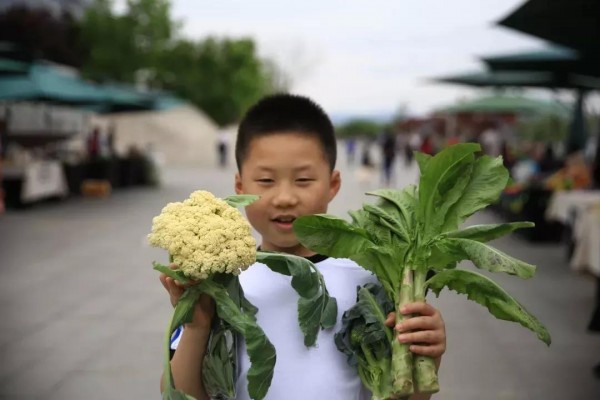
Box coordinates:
[234,172,243,194]
[328,170,341,201]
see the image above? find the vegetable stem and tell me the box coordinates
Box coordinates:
[391,267,415,397]
[162,296,180,391]
[412,269,440,394]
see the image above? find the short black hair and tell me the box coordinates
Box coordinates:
[236,93,336,171]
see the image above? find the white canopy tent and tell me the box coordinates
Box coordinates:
[93,104,221,166]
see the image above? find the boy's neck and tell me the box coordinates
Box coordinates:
[259,243,317,258]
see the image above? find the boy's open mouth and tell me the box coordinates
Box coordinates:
[272,215,296,230]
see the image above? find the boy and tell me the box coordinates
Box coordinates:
[160,94,446,400]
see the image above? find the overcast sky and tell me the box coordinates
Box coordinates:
[120,0,556,118]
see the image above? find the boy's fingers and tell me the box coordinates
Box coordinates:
[397,330,443,345]
[395,316,437,332]
[409,344,444,358]
[400,302,436,316]
[385,312,395,327]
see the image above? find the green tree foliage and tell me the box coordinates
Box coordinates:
[516,114,569,142]
[78,0,284,126]
[159,37,277,126]
[336,119,383,139]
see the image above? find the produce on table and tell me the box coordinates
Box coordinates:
[294,143,551,399]
[150,191,336,400]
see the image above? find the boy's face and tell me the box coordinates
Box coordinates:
[235,132,340,257]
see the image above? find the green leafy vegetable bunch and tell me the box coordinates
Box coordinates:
[294,143,551,399]
[150,191,337,400]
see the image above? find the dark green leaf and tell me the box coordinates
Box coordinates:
[321,296,338,329]
[256,251,320,298]
[198,279,276,400]
[224,194,260,208]
[335,283,395,399]
[171,288,202,329]
[442,155,509,232]
[445,222,535,243]
[426,269,551,345]
[294,214,374,258]
[153,262,190,284]
[436,238,536,278]
[202,324,237,400]
[256,251,337,346]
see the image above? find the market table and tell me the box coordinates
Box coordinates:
[3,160,68,206]
[545,190,600,225]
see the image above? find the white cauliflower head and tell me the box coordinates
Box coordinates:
[148,190,256,280]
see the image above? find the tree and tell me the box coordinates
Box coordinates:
[0,5,83,66]
[78,0,282,126]
[336,119,383,139]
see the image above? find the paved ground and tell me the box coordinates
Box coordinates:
[0,150,599,400]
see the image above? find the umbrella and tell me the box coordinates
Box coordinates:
[498,0,600,54]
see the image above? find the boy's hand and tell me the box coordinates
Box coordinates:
[159,263,215,330]
[385,302,446,358]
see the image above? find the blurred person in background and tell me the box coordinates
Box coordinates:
[345,137,357,165]
[217,129,230,168]
[0,118,5,215]
[380,130,396,186]
[87,126,101,159]
[480,121,502,157]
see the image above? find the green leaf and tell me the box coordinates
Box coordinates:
[437,238,536,279]
[256,251,337,346]
[334,283,395,399]
[172,288,202,329]
[321,296,338,329]
[256,251,320,298]
[362,204,409,242]
[153,262,190,284]
[294,214,375,258]
[352,247,403,300]
[415,151,432,174]
[197,279,276,400]
[425,269,551,345]
[366,186,419,236]
[224,194,260,208]
[417,144,480,239]
[441,155,509,232]
[445,222,534,243]
[162,387,197,400]
[202,324,237,400]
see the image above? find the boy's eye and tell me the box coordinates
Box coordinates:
[296,178,315,183]
[256,178,274,184]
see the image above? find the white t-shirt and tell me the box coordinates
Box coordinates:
[236,256,376,400]
[171,256,377,400]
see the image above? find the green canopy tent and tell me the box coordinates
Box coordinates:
[0,57,30,76]
[438,94,570,118]
[0,63,155,112]
[482,47,600,78]
[433,70,600,90]
[497,0,600,172]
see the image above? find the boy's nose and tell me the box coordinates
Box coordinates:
[271,186,299,208]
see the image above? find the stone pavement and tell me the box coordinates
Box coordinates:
[0,151,599,400]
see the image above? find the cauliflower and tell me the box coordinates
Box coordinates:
[148,190,256,280]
